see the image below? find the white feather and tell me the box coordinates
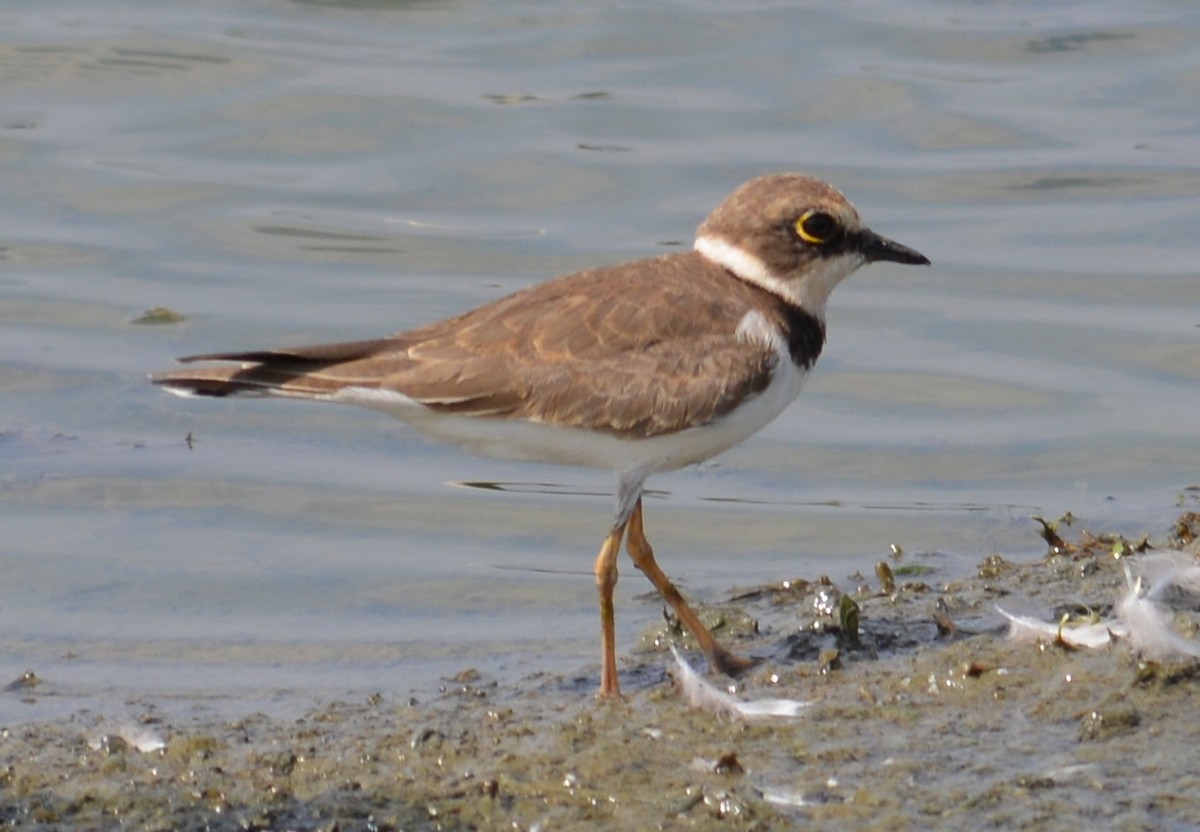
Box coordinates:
[996,606,1120,649]
[670,646,812,721]
[998,557,1200,661]
[1117,566,1200,661]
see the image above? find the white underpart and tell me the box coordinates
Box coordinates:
[335,327,806,476]
[333,310,808,525]
[162,331,808,525]
[694,233,865,317]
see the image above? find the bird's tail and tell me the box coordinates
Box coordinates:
[151,365,279,398]
[150,338,394,400]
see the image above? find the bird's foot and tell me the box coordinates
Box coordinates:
[707,645,759,677]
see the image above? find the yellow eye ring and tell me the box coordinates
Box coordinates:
[795,210,836,245]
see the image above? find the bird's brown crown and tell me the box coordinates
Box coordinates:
[694,173,928,315]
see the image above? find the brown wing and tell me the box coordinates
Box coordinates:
[152,251,782,437]
[495,333,777,436]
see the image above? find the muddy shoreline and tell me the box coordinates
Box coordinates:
[4,510,1200,830]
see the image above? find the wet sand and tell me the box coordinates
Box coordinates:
[4,509,1200,830]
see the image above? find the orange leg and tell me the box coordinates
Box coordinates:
[593,522,626,698]
[625,499,755,677]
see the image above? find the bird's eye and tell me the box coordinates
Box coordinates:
[794,210,837,245]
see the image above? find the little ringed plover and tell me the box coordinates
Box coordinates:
[152,173,930,698]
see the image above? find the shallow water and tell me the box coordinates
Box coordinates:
[2,0,1199,725]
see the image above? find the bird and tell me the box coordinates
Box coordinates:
[152,173,930,698]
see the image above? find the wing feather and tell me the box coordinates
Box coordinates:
[152,252,787,436]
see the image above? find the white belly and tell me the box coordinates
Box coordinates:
[334,357,810,477]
